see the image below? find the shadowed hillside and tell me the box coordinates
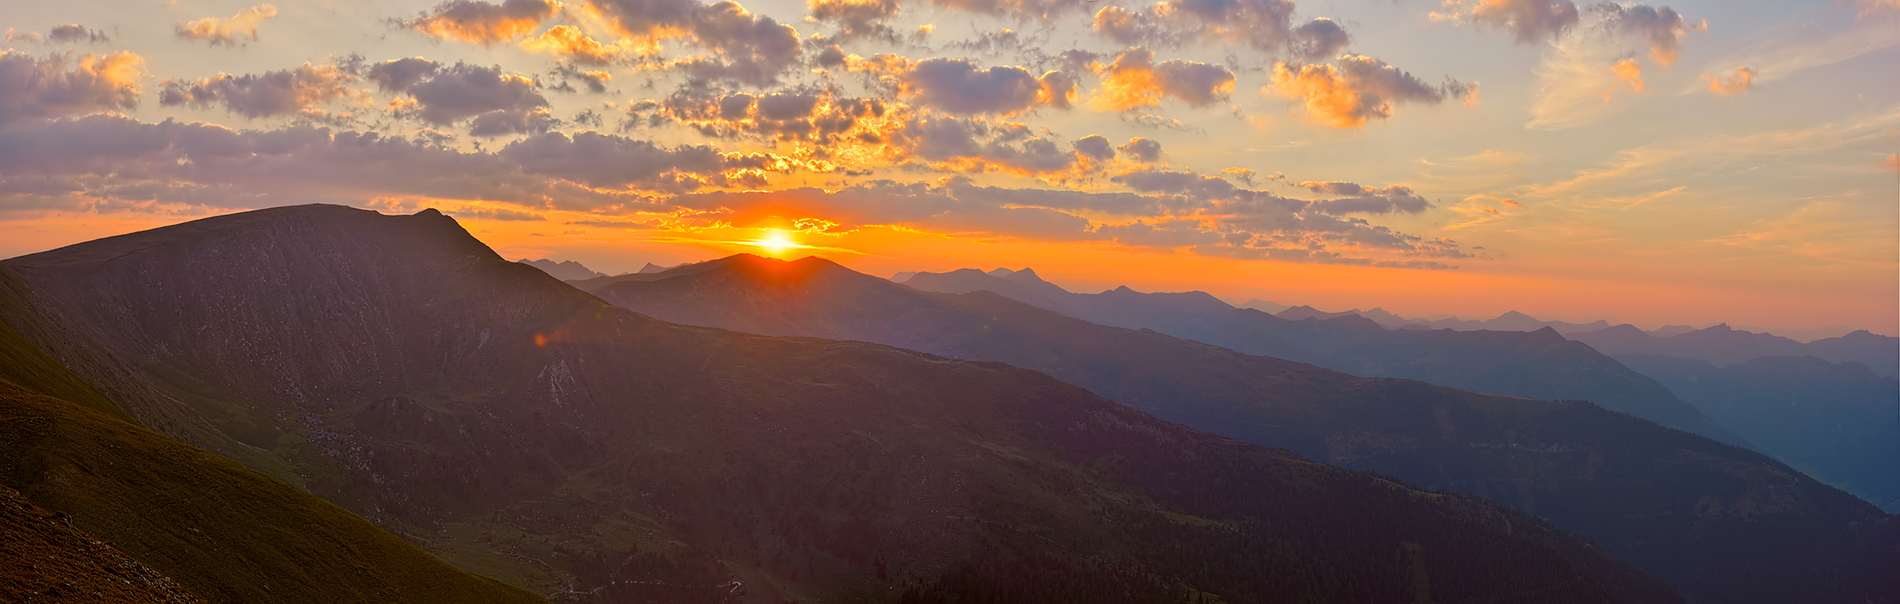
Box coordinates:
[590,254,1900,604]
[0,204,1684,604]
[0,288,545,604]
[1615,354,1900,512]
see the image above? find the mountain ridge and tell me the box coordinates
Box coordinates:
[0,205,1685,603]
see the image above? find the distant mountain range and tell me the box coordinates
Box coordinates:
[0,205,1695,604]
[592,254,1900,604]
[1614,354,1900,512]
[1575,323,1899,378]
[899,267,1747,448]
[516,258,608,280]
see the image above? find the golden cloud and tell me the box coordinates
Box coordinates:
[1702,66,1755,96]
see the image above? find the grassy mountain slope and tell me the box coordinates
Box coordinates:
[590,254,1900,604]
[0,204,1682,604]
[0,313,547,604]
[0,483,206,604]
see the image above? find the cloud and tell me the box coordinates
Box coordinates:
[0,115,767,212]
[589,0,803,86]
[1117,137,1161,161]
[1608,58,1643,100]
[1091,47,1236,110]
[1702,66,1753,96]
[897,58,1071,115]
[1087,0,1348,60]
[160,64,354,119]
[1853,0,1900,19]
[449,206,546,220]
[174,4,279,46]
[809,0,901,41]
[1525,20,1655,130]
[0,51,144,125]
[924,0,1090,19]
[1435,0,1700,64]
[47,25,110,44]
[1298,181,1432,214]
[1594,3,1702,65]
[1432,0,1581,44]
[1703,20,1897,88]
[498,130,753,190]
[367,59,554,136]
[1266,54,1476,128]
[1073,135,1113,160]
[519,25,650,64]
[396,0,561,44]
[1885,153,1899,174]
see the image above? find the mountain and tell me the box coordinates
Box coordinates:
[517,258,608,280]
[0,279,544,604]
[1576,324,1899,377]
[588,254,1900,604]
[1275,305,1359,321]
[899,267,1745,449]
[1614,354,1900,512]
[0,205,1686,604]
[1235,299,1289,314]
[637,261,672,273]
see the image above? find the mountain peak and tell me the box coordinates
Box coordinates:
[986,268,1015,276]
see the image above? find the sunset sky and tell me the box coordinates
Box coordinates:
[2,0,1895,336]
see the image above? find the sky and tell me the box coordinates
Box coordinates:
[1,0,1895,337]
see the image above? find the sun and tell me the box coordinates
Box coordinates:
[754,230,797,255]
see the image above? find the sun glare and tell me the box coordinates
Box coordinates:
[755,230,797,255]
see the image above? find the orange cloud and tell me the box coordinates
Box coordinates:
[1702,66,1755,96]
[1089,48,1235,111]
[401,0,561,44]
[1606,58,1643,102]
[1267,55,1474,128]
[174,4,278,46]
[1885,153,1900,174]
[0,51,144,124]
[520,24,655,63]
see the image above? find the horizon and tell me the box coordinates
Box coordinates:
[517,246,1899,340]
[2,0,1895,339]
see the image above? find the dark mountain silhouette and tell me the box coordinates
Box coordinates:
[517,258,608,280]
[1615,354,1900,512]
[0,283,544,604]
[1576,324,1899,378]
[0,205,1685,604]
[900,267,1746,449]
[588,254,1900,604]
[1385,310,1613,335]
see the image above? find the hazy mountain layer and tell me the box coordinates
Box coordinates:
[1615,354,1900,512]
[900,267,1746,448]
[0,205,1683,604]
[591,254,1900,604]
[517,258,609,281]
[1577,324,1899,378]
